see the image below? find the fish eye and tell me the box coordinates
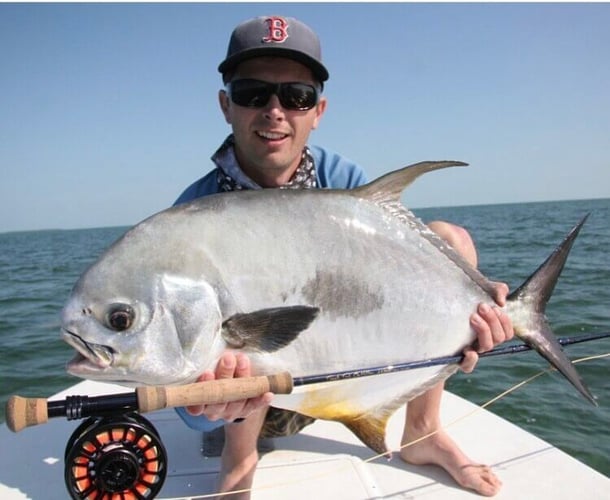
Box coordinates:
[106,304,135,331]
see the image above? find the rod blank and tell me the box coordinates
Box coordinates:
[6,332,608,433]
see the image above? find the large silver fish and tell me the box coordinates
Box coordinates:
[61,161,595,454]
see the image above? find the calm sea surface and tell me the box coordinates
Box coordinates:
[1,198,608,477]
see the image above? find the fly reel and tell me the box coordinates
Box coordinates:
[64,413,167,500]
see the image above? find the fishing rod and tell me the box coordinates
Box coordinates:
[6,372,293,433]
[6,331,610,433]
[7,331,609,500]
[294,331,610,385]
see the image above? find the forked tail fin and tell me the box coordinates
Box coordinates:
[507,214,596,405]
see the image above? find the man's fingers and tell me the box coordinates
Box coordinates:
[482,304,513,344]
[470,306,493,352]
[495,306,514,341]
[472,302,514,352]
[185,370,216,415]
[491,281,510,307]
[460,348,479,374]
[215,352,238,379]
[234,352,251,378]
[185,353,266,419]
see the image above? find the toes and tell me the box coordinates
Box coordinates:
[459,464,502,497]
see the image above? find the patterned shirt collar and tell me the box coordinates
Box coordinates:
[212,135,317,192]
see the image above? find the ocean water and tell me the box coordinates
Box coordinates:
[1,198,609,477]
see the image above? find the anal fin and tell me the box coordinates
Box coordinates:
[341,413,392,458]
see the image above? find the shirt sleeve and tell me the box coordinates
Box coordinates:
[173,170,220,206]
[309,145,369,188]
[174,405,226,431]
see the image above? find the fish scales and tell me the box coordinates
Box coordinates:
[61,161,596,454]
[78,189,485,376]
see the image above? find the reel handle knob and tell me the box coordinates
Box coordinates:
[136,371,294,412]
[6,395,48,432]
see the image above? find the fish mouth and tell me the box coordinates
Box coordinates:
[62,329,115,371]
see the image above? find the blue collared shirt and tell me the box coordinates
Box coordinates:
[174,144,368,205]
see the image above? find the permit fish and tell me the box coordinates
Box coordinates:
[61,161,595,455]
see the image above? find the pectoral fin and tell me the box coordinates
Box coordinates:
[222,305,319,352]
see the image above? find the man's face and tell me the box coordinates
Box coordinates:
[219,57,327,187]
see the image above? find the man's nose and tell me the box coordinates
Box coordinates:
[263,94,286,120]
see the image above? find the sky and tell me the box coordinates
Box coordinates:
[1,2,609,233]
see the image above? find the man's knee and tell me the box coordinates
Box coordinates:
[427,220,477,267]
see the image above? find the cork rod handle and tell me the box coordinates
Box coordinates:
[6,372,294,433]
[136,372,293,412]
[6,395,49,433]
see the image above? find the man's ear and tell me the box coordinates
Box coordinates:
[219,90,232,124]
[312,96,327,130]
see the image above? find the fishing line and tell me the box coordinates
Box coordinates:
[573,353,610,364]
[394,351,610,457]
[202,352,610,498]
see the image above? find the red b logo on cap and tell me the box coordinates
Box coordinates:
[263,17,289,43]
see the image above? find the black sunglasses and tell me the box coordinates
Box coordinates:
[226,79,320,111]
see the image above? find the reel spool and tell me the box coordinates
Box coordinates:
[64,413,167,500]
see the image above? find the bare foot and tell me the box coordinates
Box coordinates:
[400,428,501,497]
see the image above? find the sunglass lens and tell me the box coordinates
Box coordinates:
[228,80,318,110]
[280,83,318,110]
[230,81,272,108]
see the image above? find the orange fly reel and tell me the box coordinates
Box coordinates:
[64,413,167,499]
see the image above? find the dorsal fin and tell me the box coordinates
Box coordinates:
[347,160,500,299]
[350,161,468,206]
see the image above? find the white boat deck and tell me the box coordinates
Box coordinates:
[1,380,608,499]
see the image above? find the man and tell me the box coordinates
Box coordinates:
[174,16,513,499]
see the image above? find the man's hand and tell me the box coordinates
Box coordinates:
[185,351,273,421]
[461,281,514,374]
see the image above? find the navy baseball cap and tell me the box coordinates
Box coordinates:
[218,16,329,82]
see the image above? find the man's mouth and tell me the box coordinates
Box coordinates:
[256,131,289,141]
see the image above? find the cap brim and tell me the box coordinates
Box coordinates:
[218,48,329,82]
